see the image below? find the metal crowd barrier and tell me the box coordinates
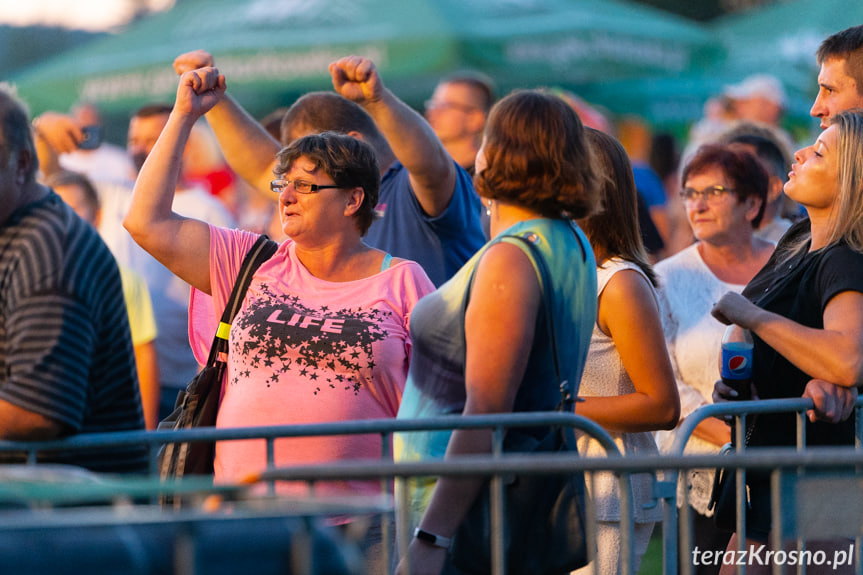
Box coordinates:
[0,402,860,574]
[0,412,625,575]
[664,396,863,575]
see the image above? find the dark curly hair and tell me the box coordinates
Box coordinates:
[474,89,599,220]
[274,131,379,235]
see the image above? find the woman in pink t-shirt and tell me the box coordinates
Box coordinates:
[124,69,435,500]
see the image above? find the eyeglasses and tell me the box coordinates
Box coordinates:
[270,179,342,195]
[423,99,478,113]
[679,185,734,203]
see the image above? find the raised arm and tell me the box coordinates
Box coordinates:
[123,68,225,294]
[31,112,83,178]
[173,50,280,196]
[329,56,456,218]
[712,290,863,388]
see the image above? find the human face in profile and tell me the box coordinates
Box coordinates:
[785,124,840,215]
[811,58,863,129]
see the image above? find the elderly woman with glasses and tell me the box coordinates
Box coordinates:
[652,143,774,573]
[124,67,435,569]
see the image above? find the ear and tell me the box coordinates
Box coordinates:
[343,186,364,217]
[466,109,487,134]
[744,194,763,223]
[15,149,32,186]
[346,130,366,143]
[766,177,784,205]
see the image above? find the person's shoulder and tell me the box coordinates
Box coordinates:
[386,258,436,293]
[600,262,656,308]
[654,243,698,275]
[820,241,863,269]
[20,193,87,243]
[380,161,407,184]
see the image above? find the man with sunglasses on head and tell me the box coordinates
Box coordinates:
[173,51,486,287]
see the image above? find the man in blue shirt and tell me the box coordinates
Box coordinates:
[173,51,485,287]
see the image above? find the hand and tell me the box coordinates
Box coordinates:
[802,378,858,423]
[175,68,226,120]
[394,539,447,575]
[713,379,759,403]
[173,49,215,75]
[711,292,759,328]
[713,379,759,425]
[328,56,384,105]
[31,112,83,154]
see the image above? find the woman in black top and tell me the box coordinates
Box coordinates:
[711,109,863,571]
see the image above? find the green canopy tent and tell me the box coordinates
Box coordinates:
[10,0,718,125]
[710,0,863,128]
[577,0,863,137]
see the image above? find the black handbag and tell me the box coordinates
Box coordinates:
[157,236,278,484]
[450,232,589,575]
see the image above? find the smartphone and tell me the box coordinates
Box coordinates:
[78,125,102,150]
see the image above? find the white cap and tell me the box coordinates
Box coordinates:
[724,74,787,108]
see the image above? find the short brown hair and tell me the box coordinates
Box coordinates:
[817,25,863,97]
[274,131,379,235]
[280,92,387,151]
[440,71,496,113]
[44,170,100,212]
[474,89,599,220]
[682,143,769,228]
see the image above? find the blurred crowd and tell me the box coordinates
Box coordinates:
[2,21,863,575]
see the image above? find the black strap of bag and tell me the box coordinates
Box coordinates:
[158,235,279,489]
[451,226,589,575]
[207,235,280,366]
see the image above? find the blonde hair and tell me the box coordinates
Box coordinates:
[827,109,863,252]
[779,109,863,261]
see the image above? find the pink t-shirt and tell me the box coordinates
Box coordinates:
[190,226,434,497]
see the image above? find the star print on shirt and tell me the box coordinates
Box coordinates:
[231,286,392,396]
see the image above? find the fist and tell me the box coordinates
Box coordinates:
[32,112,82,154]
[328,56,383,104]
[175,67,226,118]
[173,49,215,76]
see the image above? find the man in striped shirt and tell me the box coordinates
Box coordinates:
[0,85,146,474]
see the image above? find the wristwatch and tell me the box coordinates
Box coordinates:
[413,527,452,550]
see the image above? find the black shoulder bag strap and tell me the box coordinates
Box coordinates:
[204,235,280,367]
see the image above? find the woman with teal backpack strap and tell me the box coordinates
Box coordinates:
[394,89,601,575]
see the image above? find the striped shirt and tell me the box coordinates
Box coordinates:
[0,192,147,473]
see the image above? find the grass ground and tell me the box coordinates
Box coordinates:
[639,524,665,574]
